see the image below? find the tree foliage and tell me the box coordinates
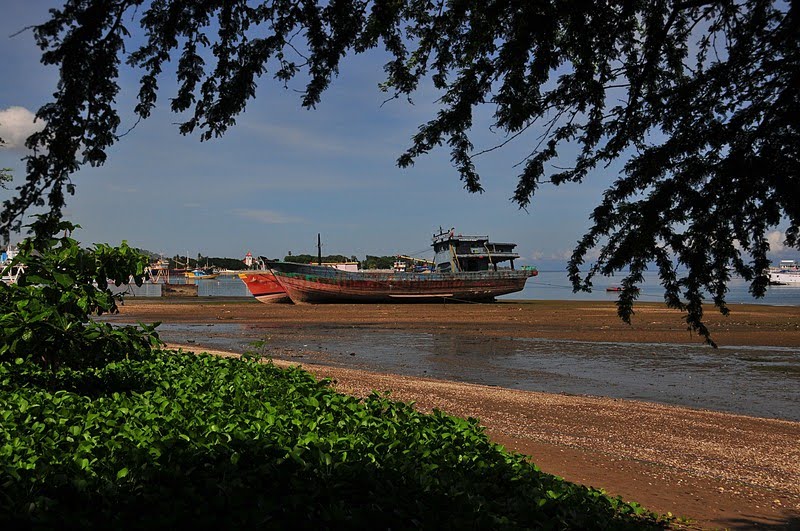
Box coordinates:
[0,169,11,189]
[363,255,399,270]
[0,134,11,188]
[0,218,160,370]
[2,0,798,344]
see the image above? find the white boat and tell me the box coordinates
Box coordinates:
[768,260,800,285]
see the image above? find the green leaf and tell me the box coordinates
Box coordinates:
[53,271,74,288]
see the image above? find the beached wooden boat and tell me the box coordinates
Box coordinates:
[269,228,538,303]
[268,262,536,303]
[238,271,291,303]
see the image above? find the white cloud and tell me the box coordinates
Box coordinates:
[248,174,378,191]
[233,208,305,224]
[538,248,584,261]
[767,230,785,253]
[0,106,43,150]
[104,183,139,194]
[240,121,400,159]
[242,122,353,155]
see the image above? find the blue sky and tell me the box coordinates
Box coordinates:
[1,1,795,270]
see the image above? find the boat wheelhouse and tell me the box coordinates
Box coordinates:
[432,228,522,272]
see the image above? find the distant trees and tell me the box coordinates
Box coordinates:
[164,254,249,271]
[2,0,797,344]
[362,255,397,270]
[135,252,398,270]
[283,254,399,269]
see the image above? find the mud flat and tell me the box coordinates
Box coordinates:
[107,299,800,530]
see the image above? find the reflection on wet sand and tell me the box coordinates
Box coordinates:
[155,322,800,422]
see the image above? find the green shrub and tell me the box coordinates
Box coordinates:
[0,218,160,370]
[1,350,669,530]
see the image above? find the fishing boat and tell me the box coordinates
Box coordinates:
[238,260,360,304]
[238,271,291,303]
[768,259,800,285]
[185,268,220,280]
[268,228,538,303]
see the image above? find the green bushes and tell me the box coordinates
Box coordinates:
[1,351,668,529]
[0,223,669,529]
[0,218,159,370]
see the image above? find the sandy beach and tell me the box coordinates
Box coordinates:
[106,299,800,530]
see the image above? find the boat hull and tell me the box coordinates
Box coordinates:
[238,271,291,303]
[268,262,535,303]
[769,271,800,285]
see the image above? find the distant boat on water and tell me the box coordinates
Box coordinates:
[768,259,800,285]
[268,227,538,304]
[185,268,219,280]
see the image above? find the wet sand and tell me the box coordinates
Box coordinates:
[107,299,800,530]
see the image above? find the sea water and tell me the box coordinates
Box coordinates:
[151,323,800,422]
[509,270,800,305]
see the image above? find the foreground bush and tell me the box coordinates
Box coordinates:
[1,349,669,530]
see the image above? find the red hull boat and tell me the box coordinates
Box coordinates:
[238,271,290,303]
[268,262,535,303]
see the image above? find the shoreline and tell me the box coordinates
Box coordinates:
[108,299,800,529]
[115,297,800,347]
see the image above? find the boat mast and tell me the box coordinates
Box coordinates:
[317,233,322,265]
[446,228,461,272]
[484,242,495,271]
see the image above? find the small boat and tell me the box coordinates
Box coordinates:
[268,228,538,303]
[238,271,291,303]
[606,287,622,292]
[185,268,220,280]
